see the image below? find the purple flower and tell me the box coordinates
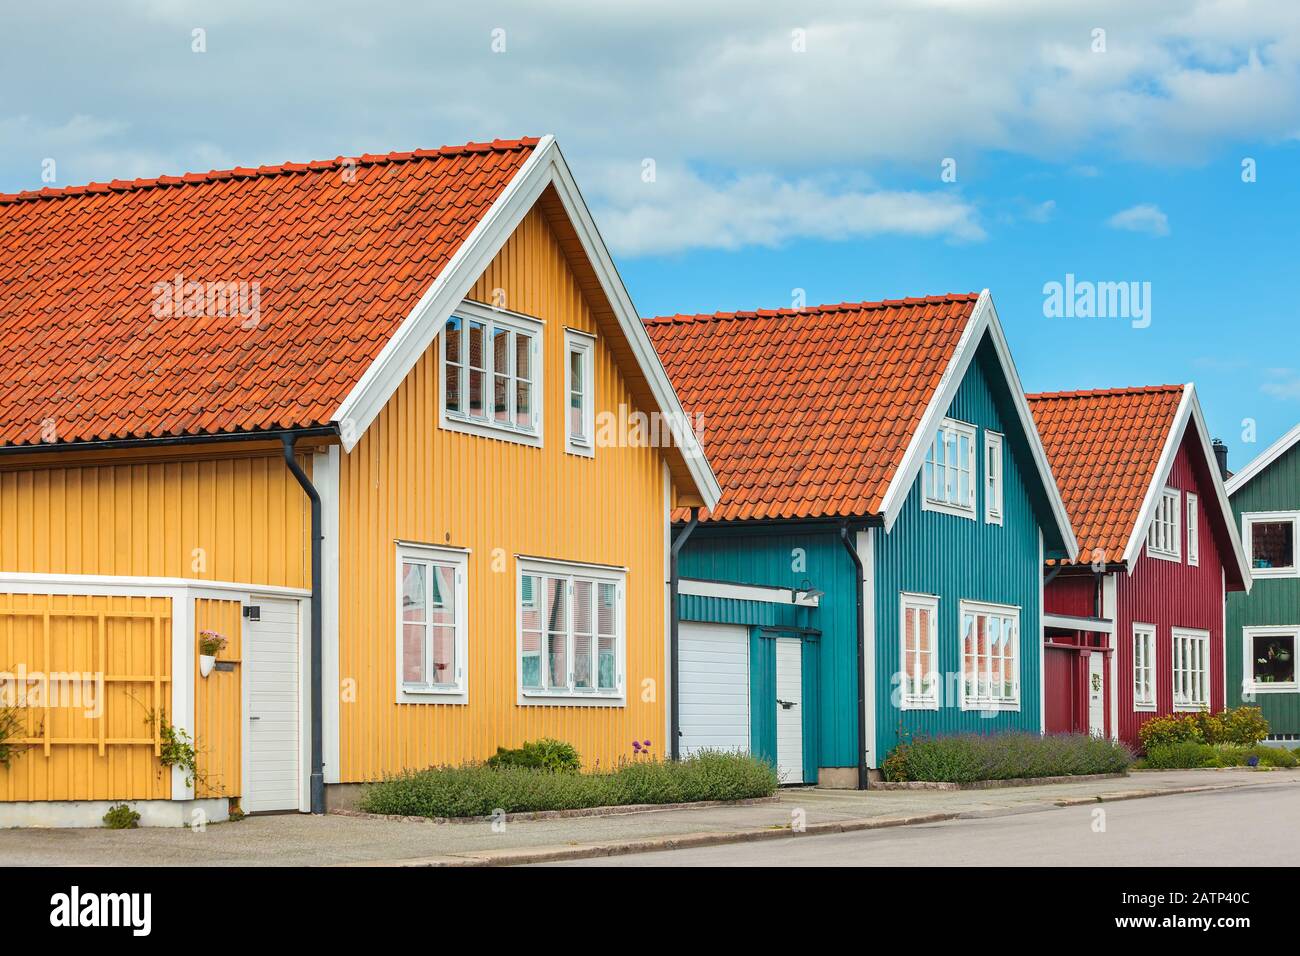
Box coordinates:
[643,740,652,747]
[1247,755,1260,767]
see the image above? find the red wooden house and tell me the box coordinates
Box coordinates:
[1027,384,1251,750]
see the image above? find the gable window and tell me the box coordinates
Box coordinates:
[519,558,625,704]
[396,543,468,704]
[1186,493,1199,566]
[922,418,977,519]
[1132,623,1156,711]
[565,330,596,457]
[899,593,939,710]
[984,431,1004,526]
[1171,628,1210,711]
[959,600,1020,711]
[1243,512,1299,579]
[441,303,542,446]
[1146,487,1181,562]
[1243,627,1298,693]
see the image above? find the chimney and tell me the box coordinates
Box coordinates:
[1212,438,1230,480]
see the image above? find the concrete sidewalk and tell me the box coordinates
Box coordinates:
[1,768,1293,867]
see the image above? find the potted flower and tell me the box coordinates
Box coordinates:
[198,630,227,678]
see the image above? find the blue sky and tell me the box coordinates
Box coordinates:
[2,0,1298,466]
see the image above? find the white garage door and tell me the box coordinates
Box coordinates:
[244,597,301,813]
[679,622,750,756]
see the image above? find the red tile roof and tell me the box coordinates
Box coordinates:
[1027,385,1185,564]
[0,138,539,447]
[644,294,980,522]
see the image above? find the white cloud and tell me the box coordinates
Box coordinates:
[1106,203,1171,236]
[1262,370,1300,399]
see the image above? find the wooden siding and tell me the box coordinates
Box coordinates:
[873,340,1045,760]
[194,597,243,799]
[0,593,172,801]
[336,206,673,779]
[1113,430,1229,749]
[1227,437,1300,733]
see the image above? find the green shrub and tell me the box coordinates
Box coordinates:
[1145,742,1219,769]
[1220,707,1269,746]
[883,733,1133,783]
[1138,707,1270,753]
[1244,745,1297,768]
[360,750,779,818]
[102,804,141,829]
[1137,714,1201,751]
[1191,711,1227,744]
[485,738,582,774]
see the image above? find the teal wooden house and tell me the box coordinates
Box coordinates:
[646,292,1077,787]
[1225,424,1300,745]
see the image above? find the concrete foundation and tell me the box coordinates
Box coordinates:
[0,798,229,829]
[324,782,368,811]
[816,767,859,789]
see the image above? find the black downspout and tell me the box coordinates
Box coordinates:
[669,508,700,761]
[839,523,869,790]
[281,434,325,815]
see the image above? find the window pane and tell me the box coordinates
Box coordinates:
[516,380,532,430]
[468,322,486,419]
[1253,634,1296,684]
[445,365,461,415]
[402,624,425,683]
[597,582,617,689]
[520,575,542,689]
[493,328,512,424]
[546,577,568,689]
[401,563,426,621]
[430,565,456,684]
[445,318,462,414]
[516,332,531,381]
[1252,521,1295,569]
[573,580,593,689]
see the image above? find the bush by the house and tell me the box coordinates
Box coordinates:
[1143,741,1218,769]
[1138,707,1269,752]
[484,738,582,774]
[102,804,141,829]
[1145,741,1298,770]
[360,749,779,818]
[882,732,1133,783]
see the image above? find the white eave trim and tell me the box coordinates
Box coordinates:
[1119,383,1253,592]
[1226,422,1300,496]
[328,135,721,511]
[679,577,821,607]
[877,289,1079,559]
[1043,612,1114,635]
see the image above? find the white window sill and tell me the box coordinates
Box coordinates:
[398,685,468,705]
[1172,703,1208,713]
[1250,567,1300,579]
[441,412,542,448]
[960,700,1021,713]
[518,690,625,708]
[1134,702,1157,713]
[985,512,1003,527]
[900,698,940,711]
[566,439,595,459]
[1245,683,1299,695]
[922,498,976,520]
[1146,548,1181,563]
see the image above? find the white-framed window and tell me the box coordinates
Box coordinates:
[1146,487,1181,562]
[1171,627,1210,711]
[1186,493,1199,566]
[983,430,1003,526]
[1132,623,1156,711]
[899,593,939,710]
[518,557,625,705]
[1242,626,1299,694]
[441,301,542,446]
[564,329,595,457]
[396,542,469,704]
[1242,511,1299,579]
[959,600,1021,711]
[922,418,977,519]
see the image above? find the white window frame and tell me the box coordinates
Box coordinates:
[1242,511,1300,580]
[1171,627,1210,712]
[922,418,978,520]
[516,556,626,706]
[1132,623,1157,712]
[898,592,940,710]
[1146,487,1182,562]
[958,599,1021,712]
[395,541,469,705]
[1242,625,1300,695]
[983,430,1004,526]
[1186,492,1199,566]
[439,300,544,447]
[564,329,596,458]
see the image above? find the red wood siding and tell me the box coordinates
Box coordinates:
[1045,573,1095,617]
[1113,429,1228,750]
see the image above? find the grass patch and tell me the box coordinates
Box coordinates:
[359,750,779,818]
[883,732,1134,783]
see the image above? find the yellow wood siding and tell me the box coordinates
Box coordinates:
[0,448,312,588]
[338,207,671,779]
[0,593,172,801]
[194,597,243,799]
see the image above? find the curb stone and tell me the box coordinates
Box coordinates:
[330,795,780,825]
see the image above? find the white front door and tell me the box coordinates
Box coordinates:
[679,622,750,756]
[1088,652,1106,738]
[775,638,804,784]
[244,597,302,812]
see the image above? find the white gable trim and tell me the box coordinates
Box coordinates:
[1119,383,1252,591]
[329,135,721,509]
[1226,422,1300,497]
[878,290,1078,559]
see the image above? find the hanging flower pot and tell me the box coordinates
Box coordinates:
[199,654,217,678]
[198,629,228,680]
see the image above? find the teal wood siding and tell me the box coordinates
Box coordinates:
[742,629,821,783]
[1227,438,1300,735]
[678,525,860,769]
[873,341,1045,760]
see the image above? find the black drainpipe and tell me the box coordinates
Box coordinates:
[839,523,869,790]
[669,508,700,761]
[281,433,325,815]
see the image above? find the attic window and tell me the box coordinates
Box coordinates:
[1146,487,1181,562]
[922,418,977,519]
[441,302,543,447]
